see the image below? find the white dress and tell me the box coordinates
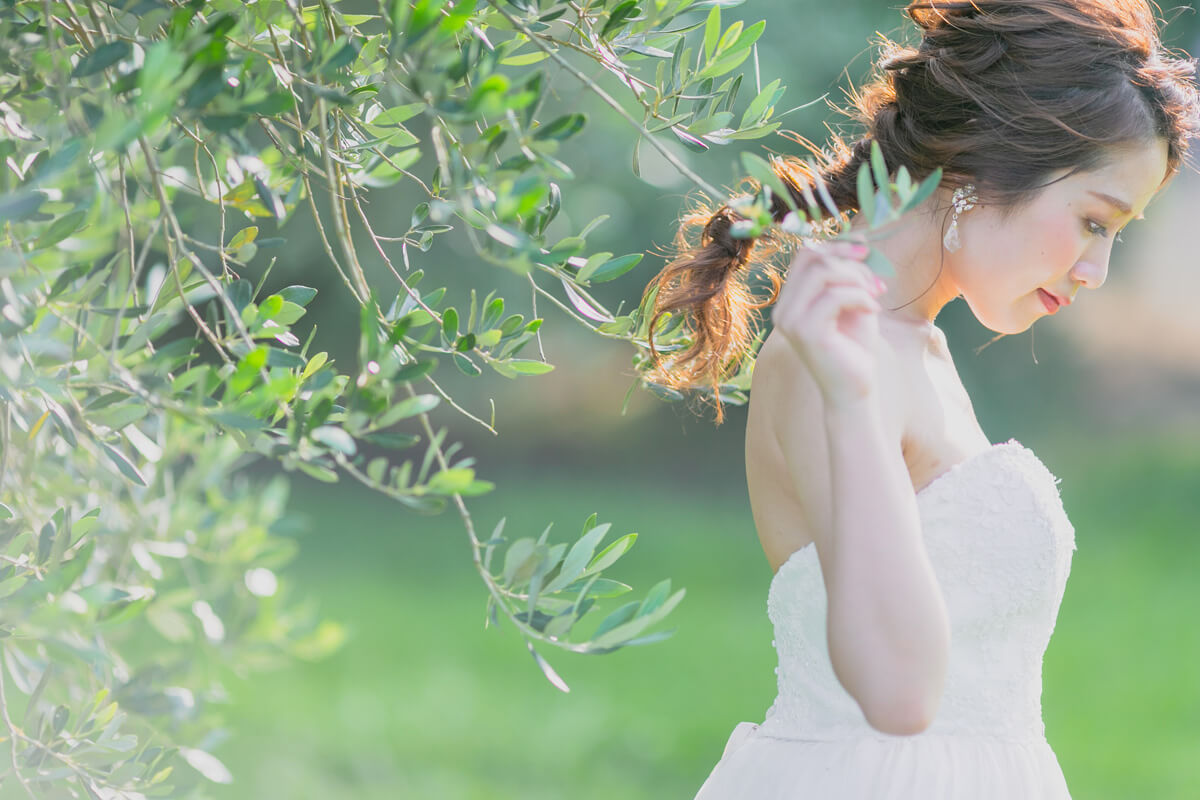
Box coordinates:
[693,440,1077,799]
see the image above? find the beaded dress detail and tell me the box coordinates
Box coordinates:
[692,440,1077,799]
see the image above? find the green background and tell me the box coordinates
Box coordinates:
[192,1,1199,797]
[212,432,1200,799]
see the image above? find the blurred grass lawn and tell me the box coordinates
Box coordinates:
[213,431,1199,800]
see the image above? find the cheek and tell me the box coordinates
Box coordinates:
[1017,210,1081,271]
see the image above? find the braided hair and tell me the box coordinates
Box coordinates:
[638,0,1199,424]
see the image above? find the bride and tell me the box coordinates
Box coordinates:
[637,1,1198,797]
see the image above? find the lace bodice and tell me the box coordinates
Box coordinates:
[759,439,1077,742]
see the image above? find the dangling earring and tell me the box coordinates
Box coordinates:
[943,183,978,252]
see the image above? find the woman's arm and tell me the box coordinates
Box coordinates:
[821,395,950,735]
[767,242,950,735]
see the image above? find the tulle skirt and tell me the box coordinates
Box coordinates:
[692,722,1072,799]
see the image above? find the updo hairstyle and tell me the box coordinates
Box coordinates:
[638,0,1200,423]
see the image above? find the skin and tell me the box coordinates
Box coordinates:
[877,139,1172,334]
[747,138,1171,573]
[740,139,1173,731]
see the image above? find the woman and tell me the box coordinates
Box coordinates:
[638,1,1198,797]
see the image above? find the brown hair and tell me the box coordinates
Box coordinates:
[638,0,1200,424]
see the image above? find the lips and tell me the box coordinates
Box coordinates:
[1037,289,1061,313]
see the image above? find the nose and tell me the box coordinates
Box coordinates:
[1069,257,1109,290]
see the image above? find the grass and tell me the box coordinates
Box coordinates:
[210,431,1200,800]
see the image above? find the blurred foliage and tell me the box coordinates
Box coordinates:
[2,0,1195,795]
[0,0,885,793]
[211,432,1200,799]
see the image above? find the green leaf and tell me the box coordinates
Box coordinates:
[703,5,721,61]
[452,352,481,376]
[427,467,476,494]
[98,441,146,486]
[266,347,305,369]
[600,0,639,40]
[864,248,896,277]
[362,432,420,449]
[272,301,307,326]
[591,601,639,639]
[740,78,782,129]
[34,210,87,249]
[311,426,357,455]
[740,152,796,215]
[533,113,587,141]
[179,748,232,785]
[590,587,685,649]
[243,91,295,116]
[638,578,671,617]
[297,461,339,483]
[259,294,283,319]
[228,226,258,251]
[229,279,253,314]
[383,394,439,423]
[500,50,551,67]
[210,412,266,431]
[899,168,943,214]
[581,532,637,577]
[507,360,554,375]
[366,457,388,483]
[577,253,642,284]
[370,104,424,127]
[302,352,328,380]
[72,41,131,77]
[561,576,631,598]
[695,23,761,81]
[502,537,537,585]
[526,641,570,693]
[543,523,611,594]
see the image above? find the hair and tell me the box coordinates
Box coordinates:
[638,0,1200,424]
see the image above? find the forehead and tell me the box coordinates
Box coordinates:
[1053,139,1170,215]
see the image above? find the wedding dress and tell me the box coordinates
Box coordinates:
[693,440,1077,799]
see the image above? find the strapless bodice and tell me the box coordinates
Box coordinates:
[758,439,1077,743]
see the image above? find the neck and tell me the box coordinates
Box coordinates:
[854,211,962,328]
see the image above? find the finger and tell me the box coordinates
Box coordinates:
[795,285,881,330]
[824,241,871,261]
[781,256,882,312]
[830,257,887,295]
[778,270,863,322]
[815,254,883,286]
[809,283,881,316]
[775,283,878,335]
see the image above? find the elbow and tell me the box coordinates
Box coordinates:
[862,693,939,736]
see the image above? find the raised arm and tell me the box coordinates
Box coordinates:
[765,242,951,736]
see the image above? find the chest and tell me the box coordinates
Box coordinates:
[894,343,992,493]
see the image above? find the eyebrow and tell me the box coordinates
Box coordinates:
[1088,190,1136,216]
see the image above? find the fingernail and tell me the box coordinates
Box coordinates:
[874,276,887,292]
[852,244,869,258]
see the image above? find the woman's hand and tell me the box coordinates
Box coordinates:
[771,241,887,409]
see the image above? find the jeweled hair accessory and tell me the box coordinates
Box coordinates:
[943,183,978,252]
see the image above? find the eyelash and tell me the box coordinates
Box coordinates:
[1085,219,1125,242]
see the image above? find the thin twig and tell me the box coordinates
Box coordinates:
[0,649,39,800]
[487,0,723,199]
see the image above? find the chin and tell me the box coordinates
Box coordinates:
[985,317,1034,335]
[963,299,1032,335]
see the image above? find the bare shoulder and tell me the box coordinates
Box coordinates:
[746,329,909,573]
[745,331,835,572]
